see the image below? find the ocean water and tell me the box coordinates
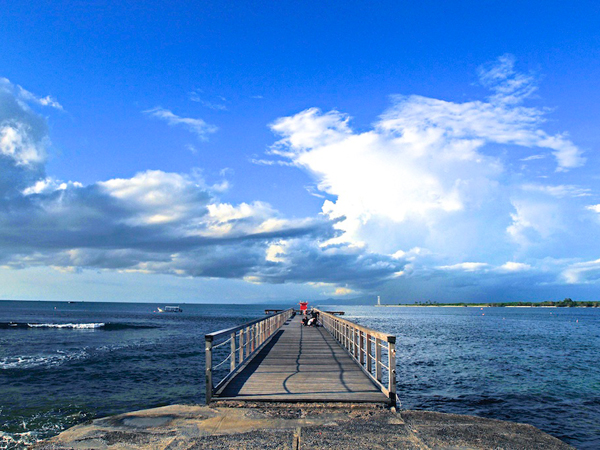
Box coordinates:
[0,301,598,449]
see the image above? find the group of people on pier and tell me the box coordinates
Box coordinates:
[299,301,320,326]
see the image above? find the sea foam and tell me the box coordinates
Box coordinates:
[27,322,105,329]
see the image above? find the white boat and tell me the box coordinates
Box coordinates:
[157,305,182,313]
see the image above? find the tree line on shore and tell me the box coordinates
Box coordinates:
[411,298,600,307]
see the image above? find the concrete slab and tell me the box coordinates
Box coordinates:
[34,404,574,450]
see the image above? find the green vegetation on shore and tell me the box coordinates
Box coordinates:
[399,298,600,307]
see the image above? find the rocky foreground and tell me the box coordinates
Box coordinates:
[35,403,573,450]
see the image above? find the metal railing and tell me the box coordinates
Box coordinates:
[204,308,295,403]
[314,308,397,403]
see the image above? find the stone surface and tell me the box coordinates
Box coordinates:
[34,404,574,450]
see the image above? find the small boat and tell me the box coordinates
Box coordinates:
[157,305,183,313]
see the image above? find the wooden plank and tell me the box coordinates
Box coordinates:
[215,316,389,404]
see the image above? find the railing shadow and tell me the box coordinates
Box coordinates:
[218,327,286,396]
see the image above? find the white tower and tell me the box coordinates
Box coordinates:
[377,295,381,305]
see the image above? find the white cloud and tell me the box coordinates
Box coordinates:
[143,107,217,140]
[0,77,63,111]
[334,287,354,296]
[520,154,546,161]
[0,122,47,166]
[561,259,600,284]
[506,199,563,247]
[22,177,82,195]
[438,262,489,272]
[586,204,600,213]
[265,55,585,265]
[0,79,51,168]
[498,262,532,272]
[99,170,211,226]
[250,158,295,166]
[477,54,537,105]
[16,85,63,110]
[521,184,591,198]
[189,91,228,111]
[270,108,352,153]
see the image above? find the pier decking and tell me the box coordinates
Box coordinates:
[216,315,388,403]
[205,309,396,405]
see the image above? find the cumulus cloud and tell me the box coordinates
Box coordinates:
[0,81,404,291]
[265,55,586,269]
[260,55,595,293]
[0,166,404,287]
[143,107,217,140]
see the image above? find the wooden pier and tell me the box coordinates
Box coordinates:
[205,309,396,405]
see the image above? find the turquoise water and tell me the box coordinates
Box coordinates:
[1,301,598,449]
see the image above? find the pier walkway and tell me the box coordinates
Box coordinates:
[205,309,396,405]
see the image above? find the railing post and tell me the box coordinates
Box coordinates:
[205,335,213,404]
[388,336,397,404]
[239,329,244,362]
[366,333,372,373]
[260,321,264,344]
[246,327,250,358]
[375,337,382,381]
[230,332,236,372]
[359,331,365,365]
[344,323,348,350]
[344,323,348,349]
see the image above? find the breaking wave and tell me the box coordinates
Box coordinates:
[0,350,89,370]
[0,322,157,330]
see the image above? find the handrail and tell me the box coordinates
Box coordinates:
[204,308,294,403]
[313,308,397,404]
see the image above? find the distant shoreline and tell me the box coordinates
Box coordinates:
[375,304,599,308]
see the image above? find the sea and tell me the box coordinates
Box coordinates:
[0,301,598,449]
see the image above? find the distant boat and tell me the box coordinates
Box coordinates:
[157,305,182,313]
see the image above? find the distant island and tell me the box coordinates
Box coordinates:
[378,298,600,308]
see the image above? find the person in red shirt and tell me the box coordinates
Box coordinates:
[299,301,308,315]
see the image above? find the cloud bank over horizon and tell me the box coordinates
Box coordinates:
[1,56,599,301]
[0,78,404,297]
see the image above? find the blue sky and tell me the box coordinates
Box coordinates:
[1,1,599,302]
